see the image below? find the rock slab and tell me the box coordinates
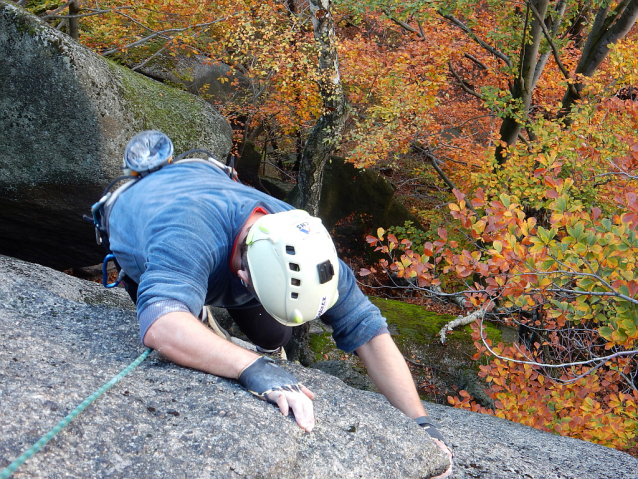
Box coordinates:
[0,255,448,478]
[0,254,636,478]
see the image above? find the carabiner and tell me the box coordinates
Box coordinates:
[102,254,122,288]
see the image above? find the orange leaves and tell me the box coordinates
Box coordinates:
[447,321,638,450]
[450,351,638,449]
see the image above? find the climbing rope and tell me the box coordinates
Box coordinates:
[1,348,152,479]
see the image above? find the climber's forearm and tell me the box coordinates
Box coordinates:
[143,311,259,378]
[356,333,427,419]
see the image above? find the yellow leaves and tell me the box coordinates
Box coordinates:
[528,237,547,255]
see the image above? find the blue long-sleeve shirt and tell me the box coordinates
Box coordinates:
[106,161,386,352]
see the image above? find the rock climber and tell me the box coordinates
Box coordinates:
[99,131,453,477]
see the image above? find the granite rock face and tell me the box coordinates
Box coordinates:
[0,2,233,270]
[0,255,449,478]
[0,254,636,479]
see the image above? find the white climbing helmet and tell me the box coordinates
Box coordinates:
[123,130,174,176]
[245,209,340,326]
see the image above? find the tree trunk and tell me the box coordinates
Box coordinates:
[495,0,549,164]
[287,0,347,363]
[560,0,638,118]
[69,0,80,41]
[296,0,348,216]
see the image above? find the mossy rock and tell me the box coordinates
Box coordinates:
[369,297,502,345]
[0,1,232,270]
[307,296,499,408]
[370,297,498,407]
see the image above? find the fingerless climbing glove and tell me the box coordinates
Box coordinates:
[238,356,303,404]
[415,416,448,446]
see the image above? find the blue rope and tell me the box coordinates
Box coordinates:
[1,348,152,479]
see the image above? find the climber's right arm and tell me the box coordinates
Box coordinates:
[143,311,315,432]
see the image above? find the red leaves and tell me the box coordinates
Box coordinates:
[359,267,376,277]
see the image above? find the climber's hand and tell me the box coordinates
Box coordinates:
[238,357,315,432]
[265,385,315,432]
[431,438,453,479]
[415,416,453,479]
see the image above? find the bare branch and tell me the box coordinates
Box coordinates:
[478,317,638,373]
[438,11,512,68]
[463,53,487,70]
[438,308,486,343]
[517,131,531,147]
[532,0,567,89]
[527,0,576,95]
[40,6,135,20]
[417,19,425,39]
[39,0,73,19]
[448,61,485,101]
[100,18,232,56]
[130,45,169,71]
[411,142,478,215]
[381,8,423,38]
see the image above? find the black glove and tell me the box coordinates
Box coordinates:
[238,356,303,404]
[415,416,448,446]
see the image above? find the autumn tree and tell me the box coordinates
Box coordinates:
[347,1,638,451]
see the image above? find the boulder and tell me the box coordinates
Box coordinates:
[133,52,250,105]
[1,254,636,479]
[291,157,422,254]
[233,142,420,238]
[318,157,420,232]
[0,2,233,270]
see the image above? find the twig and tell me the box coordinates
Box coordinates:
[131,45,169,71]
[39,0,72,19]
[438,308,486,344]
[412,142,478,215]
[448,61,485,101]
[464,53,488,70]
[100,19,230,56]
[40,5,135,20]
[527,0,577,96]
[478,316,638,373]
[381,9,424,38]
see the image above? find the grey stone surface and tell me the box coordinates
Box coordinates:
[1,254,637,478]
[312,360,379,393]
[0,2,233,270]
[0,255,449,478]
[428,401,638,479]
[135,53,250,105]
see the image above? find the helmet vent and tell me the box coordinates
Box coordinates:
[286,245,296,255]
[291,292,299,299]
[289,263,300,272]
[291,278,301,286]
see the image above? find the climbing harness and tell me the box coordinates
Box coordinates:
[0,348,152,479]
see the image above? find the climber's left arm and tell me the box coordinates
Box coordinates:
[356,333,453,479]
[355,332,427,419]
